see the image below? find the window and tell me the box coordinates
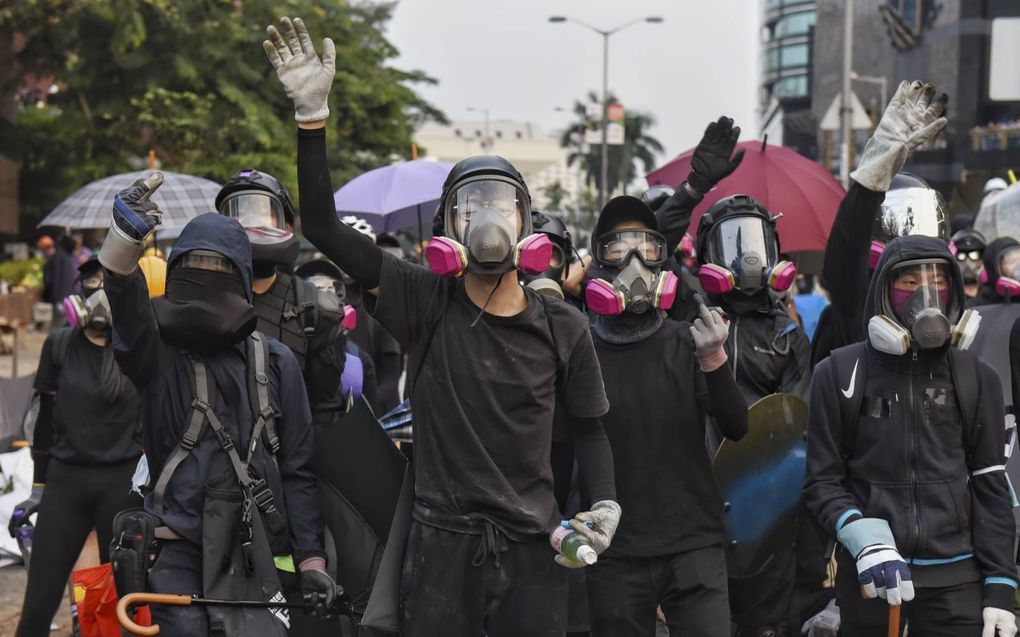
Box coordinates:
[765,47,781,72]
[780,43,809,68]
[775,11,815,37]
[773,75,809,99]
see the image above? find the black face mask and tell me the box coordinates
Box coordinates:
[153,268,257,352]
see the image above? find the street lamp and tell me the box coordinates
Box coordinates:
[467,106,491,152]
[549,15,664,210]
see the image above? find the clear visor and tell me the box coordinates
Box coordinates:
[888,261,953,316]
[176,249,237,274]
[80,271,104,293]
[596,230,668,267]
[875,188,949,242]
[220,192,286,230]
[709,216,777,272]
[446,180,525,242]
[306,274,343,297]
[1000,247,1020,279]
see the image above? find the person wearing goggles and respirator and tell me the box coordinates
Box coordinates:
[950,228,986,301]
[975,237,1020,305]
[693,194,811,637]
[580,195,747,637]
[266,16,618,637]
[806,235,1016,637]
[12,257,143,637]
[98,175,338,634]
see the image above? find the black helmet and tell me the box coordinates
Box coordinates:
[216,168,297,229]
[532,210,571,251]
[695,194,779,266]
[295,258,346,299]
[873,172,949,245]
[951,228,986,254]
[641,184,675,212]
[432,155,531,238]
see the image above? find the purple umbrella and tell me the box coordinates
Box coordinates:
[334,160,454,235]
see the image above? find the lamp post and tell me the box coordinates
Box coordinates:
[549,15,664,210]
[467,106,491,152]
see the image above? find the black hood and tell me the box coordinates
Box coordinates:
[168,212,253,301]
[982,236,1020,284]
[864,235,964,328]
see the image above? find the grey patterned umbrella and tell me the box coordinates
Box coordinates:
[39,170,221,234]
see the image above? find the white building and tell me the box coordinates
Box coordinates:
[414,119,585,213]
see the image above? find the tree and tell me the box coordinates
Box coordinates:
[1,0,445,237]
[541,180,568,212]
[559,91,664,200]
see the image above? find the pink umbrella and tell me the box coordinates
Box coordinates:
[646,141,845,253]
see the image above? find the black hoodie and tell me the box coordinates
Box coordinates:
[976,236,1020,305]
[804,235,1017,610]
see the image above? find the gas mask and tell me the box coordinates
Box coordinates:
[217,174,300,275]
[521,241,568,299]
[64,289,112,331]
[867,259,978,354]
[427,177,552,277]
[305,273,357,332]
[995,246,1020,300]
[950,229,986,286]
[586,229,678,315]
[697,214,795,295]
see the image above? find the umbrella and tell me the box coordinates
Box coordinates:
[976,181,1020,242]
[39,170,221,235]
[334,160,453,235]
[646,141,846,253]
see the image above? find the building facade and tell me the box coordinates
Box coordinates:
[812,0,1020,212]
[760,0,818,159]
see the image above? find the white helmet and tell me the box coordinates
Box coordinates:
[341,216,377,243]
[984,177,1009,194]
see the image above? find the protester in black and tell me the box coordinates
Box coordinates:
[583,195,747,637]
[805,235,1016,637]
[265,17,618,637]
[13,259,142,637]
[809,81,949,366]
[975,236,1020,306]
[100,179,336,634]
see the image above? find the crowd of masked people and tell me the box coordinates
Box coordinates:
[9,15,1020,637]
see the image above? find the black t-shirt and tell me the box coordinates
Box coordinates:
[369,255,609,537]
[595,319,727,557]
[34,330,142,465]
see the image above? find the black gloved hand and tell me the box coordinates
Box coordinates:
[687,116,745,196]
[8,485,43,537]
[301,569,343,617]
[112,173,163,241]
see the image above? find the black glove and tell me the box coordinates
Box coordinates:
[301,569,343,617]
[687,116,745,196]
[8,485,44,537]
[113,174,163,241]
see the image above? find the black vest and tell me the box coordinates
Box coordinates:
[254,271,314,369]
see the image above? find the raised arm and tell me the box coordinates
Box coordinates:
[263,16,384,294]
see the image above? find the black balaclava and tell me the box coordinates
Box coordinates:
[152,214,257,353]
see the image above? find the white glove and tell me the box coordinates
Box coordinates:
[690,293,729,370]
[983,607,1018,637]
[263,17,336,123]
[850,80,948,192]
[568,500,621,555]
[800,598,840,637]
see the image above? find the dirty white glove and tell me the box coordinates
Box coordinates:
[264,17,336,122]
[983,607,1018,637]
[850,80,948,192]
[568,500,621,555]
[690,293,729,371]
[801,598,840,636]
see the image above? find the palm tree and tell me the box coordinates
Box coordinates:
[559,91,664,201]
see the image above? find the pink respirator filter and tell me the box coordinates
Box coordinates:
[698,263,736,296]
[342,305,357,331]
[654,271,679,310]
[514,234,554,276]
[768,261,797,292]
[426,236,468,278]
[997,276,1020,298]
[585,279,625,315]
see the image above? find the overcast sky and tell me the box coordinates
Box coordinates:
[386,0,762,168]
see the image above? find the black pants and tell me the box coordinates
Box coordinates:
[147,540,210,633]
[15,459,140,637]
[400,521,567,637]
[728,549,796,636]
[585,546,730,637]
[836,564,983,637]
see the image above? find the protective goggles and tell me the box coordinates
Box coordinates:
[220,191,287,231]
[176,249,237,274]
[594,229,668,268]
[444,177,530,243]
[885,259,953,317]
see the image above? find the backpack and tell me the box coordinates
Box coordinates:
[829,341,981,462]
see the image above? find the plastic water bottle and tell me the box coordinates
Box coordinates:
[550,524,597,565]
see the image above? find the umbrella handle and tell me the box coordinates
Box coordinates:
[117,592,192,636]
[888,603,901,637]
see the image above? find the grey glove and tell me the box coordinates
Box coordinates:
[568,500,621,555]
[264,17,336,123]
[850,80,948,192]
[690,293,729,369]
[99,173,163,276]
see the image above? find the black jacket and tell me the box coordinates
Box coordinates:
[804,235,1016,609]
[106,214,324,564]
[811,183,885,366]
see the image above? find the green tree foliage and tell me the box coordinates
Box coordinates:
[558,91,664,198]
[2,0,444,235]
